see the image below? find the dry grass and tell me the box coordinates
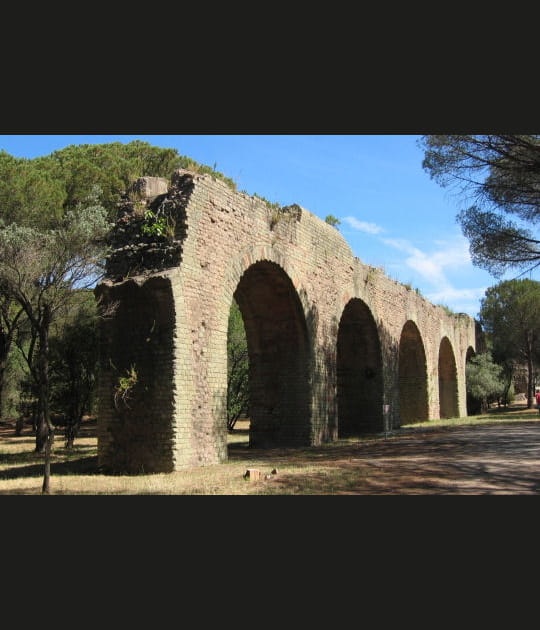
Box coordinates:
[1,406,539,495]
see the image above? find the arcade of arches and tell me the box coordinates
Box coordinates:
[96,172,480,472]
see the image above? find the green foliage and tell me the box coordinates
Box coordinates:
[325,214,341,228]
[0,150,66,228]
[466,352,506,412]
[419,135,540,276]
[140,210,172,239]
[48,293,98,446]
[1,139,241,225]
[1,141,237,226]
[32,141,183,220]
[0,192,110,463]
[479,278,540,405]
[114,364,138,410]
[227,300,249,432]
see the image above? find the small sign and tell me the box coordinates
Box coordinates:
[383,405,390,414]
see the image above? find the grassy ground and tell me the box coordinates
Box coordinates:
[1,403,538,495]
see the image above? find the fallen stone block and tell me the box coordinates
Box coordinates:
[243,469,261,481]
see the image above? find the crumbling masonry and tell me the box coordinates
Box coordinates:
[95,171,481,473]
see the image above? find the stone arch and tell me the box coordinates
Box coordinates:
[439,336,459,419]
[232,259,312,448]
[398,320,429,424]
[222,244,312,321]
[336,298,383,436]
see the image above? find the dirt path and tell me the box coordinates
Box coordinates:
[276,421,540,494]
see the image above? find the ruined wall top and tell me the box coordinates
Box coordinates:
[103,170,478,336]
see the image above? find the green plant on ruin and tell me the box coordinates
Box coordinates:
[113,364,138,410]
[325,215,341,229]
[179,157,237,190]
[253,193,281,211]
[403,282,423,297]
[267,203,302,231]
[140,210,175,241]
[269,209,282,230]
[439,304,457,316]
[365,265,383,285]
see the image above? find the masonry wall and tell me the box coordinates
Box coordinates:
[96,171,478,472]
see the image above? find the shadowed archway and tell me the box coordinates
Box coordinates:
[398,320,429,424]
[439,337,459,418]
[465,346,478,415]
[336,299,383,436]
[233,261,311,448]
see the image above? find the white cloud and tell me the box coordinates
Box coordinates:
[426,287,487,316]
[382,236,471,288]
[380,235,485,316]
[342,216,384,234]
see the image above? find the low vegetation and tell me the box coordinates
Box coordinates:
[1,404,538,495]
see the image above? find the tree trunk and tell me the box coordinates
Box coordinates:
[38,304,54,494]
[42,428,54,494]
[35,395,48,452]
[0,363,4,420]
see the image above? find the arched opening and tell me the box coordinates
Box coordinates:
[226,298,250,435]
[439,337,459,419]
[398,321,429,424]
[465,346,479,415]
[336,299,383,436]
[233,261,311,448]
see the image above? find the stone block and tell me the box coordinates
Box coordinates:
[128,177,169,200]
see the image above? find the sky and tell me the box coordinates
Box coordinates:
[0,133,529,319]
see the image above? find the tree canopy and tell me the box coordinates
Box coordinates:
[1,140,238,227]
[0,150,66,228]
[0,190,109,492]
[479,278,540,407]
[419,135,540,277]
[466,352,507,413]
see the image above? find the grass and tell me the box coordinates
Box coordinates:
[1,404,538,495]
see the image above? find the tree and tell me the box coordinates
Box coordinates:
[0,151,66,228]
[32,141,182,220]
[227,300,249,432]
[419,135,540,277]
[0,290,25,419]
[325,215,341,229]
[48,292,98,448]
[0,190,109,493]
[30,140,237,222]
[466,352,507,414]
[479,279,540,408]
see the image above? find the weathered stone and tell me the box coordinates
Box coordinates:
[128,176,169,200]
[95,172,482,474]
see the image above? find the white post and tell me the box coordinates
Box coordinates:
[383,404,390,439]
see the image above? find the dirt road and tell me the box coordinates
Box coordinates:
[230,419,540,494]
[316,421,540,494]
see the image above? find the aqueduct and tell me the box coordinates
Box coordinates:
[95,170,482,473]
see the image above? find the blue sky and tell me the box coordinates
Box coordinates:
[0,134,526,318]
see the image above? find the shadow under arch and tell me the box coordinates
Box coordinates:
[398,320,429,424]
[233,260,311,448]
[337,298,383,436]
[465,346,478,415]
[439,336,459,419]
